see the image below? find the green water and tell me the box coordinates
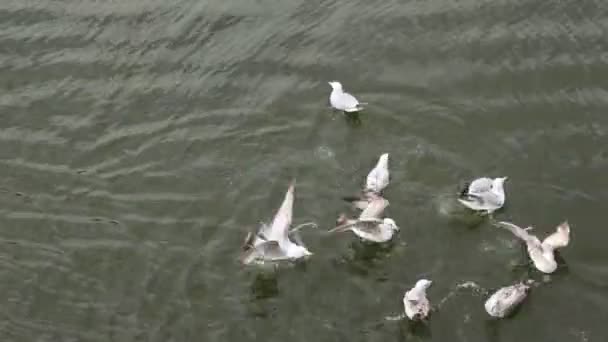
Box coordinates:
[1,0,607,341]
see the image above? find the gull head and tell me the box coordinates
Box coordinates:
[493,176,508,190]
[415,279,433,291]
[328,81,343,91]
[495,176,508,184]
[383,218,399,231]
[378,153,389,167]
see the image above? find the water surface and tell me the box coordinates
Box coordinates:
[1,0,607,341]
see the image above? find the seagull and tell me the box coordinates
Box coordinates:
[458,177,507,213]
[342,153,390,210]
[240,181,315,265]
[330,195,399,243]
[494,221,571,274]
[484,282,530,318]
[366,153,390,194]
[403,279,433,321]
[328,81,365,113]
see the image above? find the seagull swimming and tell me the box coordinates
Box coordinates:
[484,282,530,318]
[330,195,399,243]
[494,221,570,274]
[366,153,390,194]
[241,181,314,265]
[458,177,508,213]
[342,153,390,210]
[403,279,433,321]
[328,81,365,113]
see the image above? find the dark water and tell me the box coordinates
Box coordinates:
[1,0,607,341]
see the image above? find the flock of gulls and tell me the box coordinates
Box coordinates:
[240,81,572,321]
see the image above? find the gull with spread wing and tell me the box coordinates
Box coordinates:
[241,181,315,265]
[330,194,399,243]
[494,220,570,274]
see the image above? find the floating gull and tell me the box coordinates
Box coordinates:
[329,81,365,113]
[403,279,433,321]
[458,177,507,213]
[331,195,399,243]
[484,282,530,318]
[494,221,570,274]
[342,153,390,210]
[241,181,315,265]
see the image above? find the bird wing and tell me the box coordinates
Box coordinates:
[337,92,359,109]
[342,191,378,211]
[495,221,541,247]
[542,221,570,249]
[267,181,295,244]
[240,240,288,264]
[352,219,384,235]
[458,191,501,211]
[467,177,493,194]
[359,197,389,219]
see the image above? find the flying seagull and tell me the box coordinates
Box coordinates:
[241,181,315,265]
[458,177,507,213]
[494,220,570,274]
[328,81,365,113]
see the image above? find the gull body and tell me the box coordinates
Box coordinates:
[458,177,507,213]
[328,81,364,113]
[484,282,530,318]
[403,279,433,321]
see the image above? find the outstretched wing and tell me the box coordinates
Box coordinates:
[267,181,295,244]
[542,221,570,249]
[359,196,388,219]
[495,221,541,247]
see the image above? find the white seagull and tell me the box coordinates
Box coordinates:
[458,177,508,213]
[403,279,433,321]
[484,282,530,318]
[342,153,390,210]
[494,220,571,274]
[328,81,365,113]
[241,181,314,265]
[366,153,390,194]
[330,195,399,243]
